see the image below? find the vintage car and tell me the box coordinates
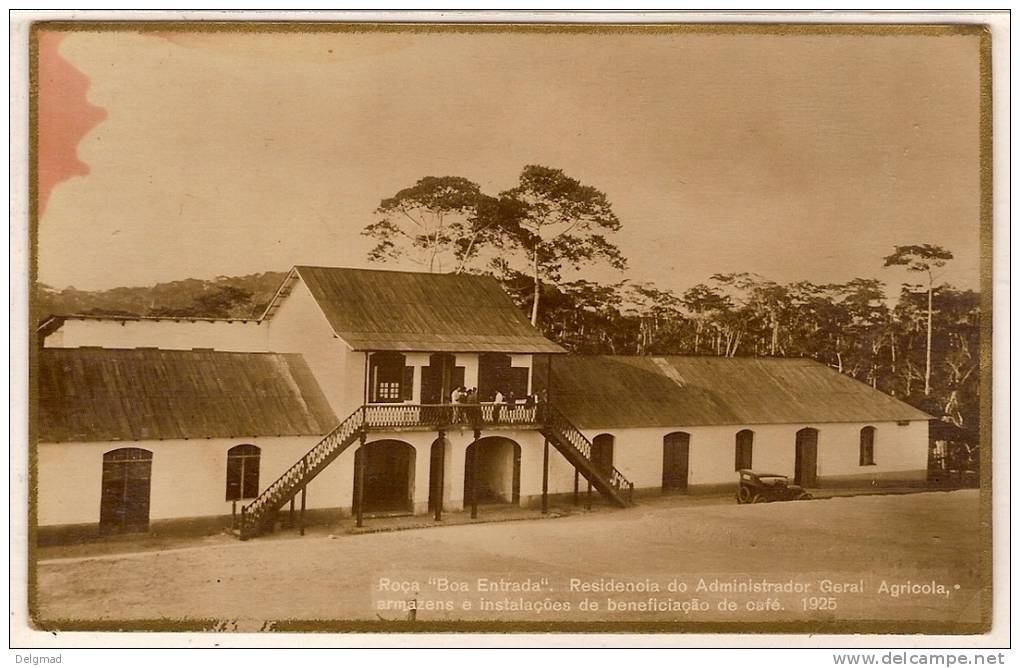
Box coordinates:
[736,469,813,504]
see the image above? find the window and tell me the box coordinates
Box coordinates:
[226,444,261,501]
[859,426,876,466]
[735,430,754,470]
[369,352,412,403]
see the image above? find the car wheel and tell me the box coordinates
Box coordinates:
[751,494,766,503]
[798,492,813,500]
[737,487,752,504]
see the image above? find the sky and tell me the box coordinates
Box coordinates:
[36,26,983,295]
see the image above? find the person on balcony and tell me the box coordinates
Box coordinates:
[492,389,505,424]
[451,386,465,424]
[524,391,537,422]
[466,387,482,427]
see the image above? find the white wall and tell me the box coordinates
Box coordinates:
[37,435,346,527]
[44,318,269,352]
[578,420,929,490]
[265,278,363,420]
[38,419,929,529]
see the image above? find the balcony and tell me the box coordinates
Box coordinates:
[362,402,545,432]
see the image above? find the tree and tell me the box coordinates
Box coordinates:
[681,283,732,354]
[497,165,627,326]
[883,244,954,395]
[362,176,496,273]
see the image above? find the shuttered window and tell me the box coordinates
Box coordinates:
[370,352,408,403]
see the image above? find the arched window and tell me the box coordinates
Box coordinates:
[226,444,261,501]
[735,429,754,470]
[859,426,876,466]
[100,448,153,534]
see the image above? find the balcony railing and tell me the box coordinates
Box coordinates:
[364,402,546,431]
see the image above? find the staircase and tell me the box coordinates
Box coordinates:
[238,407,366,539]
[540,406,634,508]
[237,402,635,540]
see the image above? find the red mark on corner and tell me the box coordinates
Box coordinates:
[37,31,107,218]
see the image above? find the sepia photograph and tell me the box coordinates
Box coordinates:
[14,11,1001,646]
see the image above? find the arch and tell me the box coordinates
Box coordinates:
[100,448,153,534]
[369,352,410,403]
[226,444,261,501]
[354,439,416,514]
[464,436,522,505]
[794,428,819,487]
[859,426,877,466]
[662,432,691,491]
[591,433,615,477]
[735,429,754,471]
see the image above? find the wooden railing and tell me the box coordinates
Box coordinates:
[239,407,366,539]
[238,400,635,539]
[363,402,546,431]
[543,405,635,504]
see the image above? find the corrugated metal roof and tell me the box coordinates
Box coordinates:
[287,266,566,354]
[544,356,932,428]
[39,348,338,443]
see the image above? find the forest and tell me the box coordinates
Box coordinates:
[36,165,982,434]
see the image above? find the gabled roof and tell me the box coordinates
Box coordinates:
[265,266,565,354]
[544,356,932,429]
[38,348,337,443]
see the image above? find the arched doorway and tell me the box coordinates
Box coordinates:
[354,440,416,514]
[795,428,819,487]
[735,430,754,471]
[662,432,690,491]
[100,448,153,534]
[591,433,615,477]
[464,437,521,505]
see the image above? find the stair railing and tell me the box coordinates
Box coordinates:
[239,406,366,537]
[542,405,635,501]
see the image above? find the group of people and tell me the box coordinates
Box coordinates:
[447,386,544,425]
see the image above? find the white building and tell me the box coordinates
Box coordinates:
[36,265,932,544]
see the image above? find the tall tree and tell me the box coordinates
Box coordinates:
[361,176,496,273]
[498,165,626,326]
[883,244,954,395]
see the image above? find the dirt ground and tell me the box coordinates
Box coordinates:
[32,490,984,630]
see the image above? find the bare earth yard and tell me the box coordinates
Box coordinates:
[33,490,984,630]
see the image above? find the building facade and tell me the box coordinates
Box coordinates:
[36,266,932,544]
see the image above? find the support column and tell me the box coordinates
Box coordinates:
[355,432,367,528]
[573,470,580,506]
[586,478,592,511]
[470,428,481,519]
[299,487,306,536]
[289,497,295,529]
[434,430,445,522]
[542,438,550,514]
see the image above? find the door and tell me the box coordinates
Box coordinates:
[421,353,464,404]
[795,428,819,487]
[477,353,512,401]
[591,434,615,477]
[100,448,153,534]
[662,432,690,491]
